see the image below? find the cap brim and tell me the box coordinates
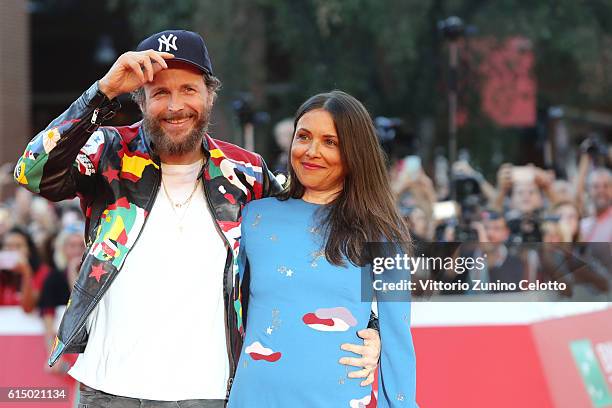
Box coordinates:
[168,58,211,75]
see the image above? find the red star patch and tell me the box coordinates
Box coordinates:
[103,166,120,182]
[89,263,108,283]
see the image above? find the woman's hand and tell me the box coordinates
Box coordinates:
[339,328,381,386]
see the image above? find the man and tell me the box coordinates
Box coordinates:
[580,168,612,242]
[15,30,380,407]
[478,210,526,290]
[579,168,612,287]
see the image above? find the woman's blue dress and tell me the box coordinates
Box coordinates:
[227,197,417,407]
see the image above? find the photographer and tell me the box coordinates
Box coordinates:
[434,160,492,243]
[438,209,527,294]
[452,160,498,204]
[492,163,561,243]
[479,210,526,289]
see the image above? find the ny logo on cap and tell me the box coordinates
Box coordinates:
[157,34,178,52]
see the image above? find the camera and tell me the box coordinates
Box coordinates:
[231,95,270,126]
[580,135,609,167]
[451,175,484,241]
[374,116,416,161]
[506,210,544,243]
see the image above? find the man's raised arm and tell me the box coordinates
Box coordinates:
[14,50,173,201]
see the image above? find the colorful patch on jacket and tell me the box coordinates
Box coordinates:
[120,152,159,182]
[48,337,65,366]
[88,263,109,283]
[208,149,264,198]
[43,128,61,153]
[89,197,146,269]
[14,161,29,185]
[81,130,105,156]
[23,150,38,161]
[76,153,95,176]
[234,298,244,334]
[14,141,47,190]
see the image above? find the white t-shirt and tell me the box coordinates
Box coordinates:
[69,159,230,400]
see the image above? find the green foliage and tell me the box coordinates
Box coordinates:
[108,0,200,34]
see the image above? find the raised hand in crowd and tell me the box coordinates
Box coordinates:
[452,160,498,204]
[390,163,437,208]
[493,163,513,210]
[533,166,559,204]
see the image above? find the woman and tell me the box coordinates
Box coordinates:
[228,91,417,407]
[552,201,581,242]
[0,226,50,312]
[540,201,608,293]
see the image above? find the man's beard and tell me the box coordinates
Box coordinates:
[143,108,210,157]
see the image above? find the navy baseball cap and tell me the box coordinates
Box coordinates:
[136,29,213,75]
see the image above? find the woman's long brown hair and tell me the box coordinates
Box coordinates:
[279,91,411,266]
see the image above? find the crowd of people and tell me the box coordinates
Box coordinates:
[385,138,611,297]
[1,132,609,321]
[0,165,85,374]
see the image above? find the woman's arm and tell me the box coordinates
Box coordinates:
[376,300,418,407]
[373,250,418,407]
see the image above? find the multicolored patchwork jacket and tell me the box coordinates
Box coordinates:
[14,82,282,392]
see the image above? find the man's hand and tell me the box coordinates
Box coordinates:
[339,328,381,386]
[98,50,175,100]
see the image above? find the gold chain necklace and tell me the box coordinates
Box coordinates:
[162,175,200,208]
[161,162,203,232]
